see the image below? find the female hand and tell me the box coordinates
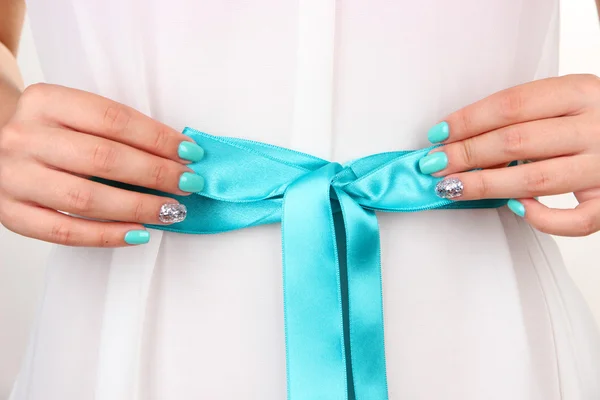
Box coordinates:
[419,74,600,237]
[0,84,206,246]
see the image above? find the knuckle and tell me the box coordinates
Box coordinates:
[577,214,598,236]
[565,74,600,100]
[524,169,552,194]
[475,173,491,198]
[560,117,583,142]
[151,127,171,153]
[49,224,76,246]
[133,198,146,223]
[571,120,586,142]
[454,110,474,135]
[579,73,600,85]
[20,83,51,103]
[573,73,600,91]
[103,105,131,135]
[92,143,119,173]
[502,126,526,157]
[150,163,169,188]
[0,122,26,152]
[498,90,524,121]
[18,84,60,119]
[459,139,478,168]
[0,162,18,193]
[65,187,94,213]
[97,229,112,248]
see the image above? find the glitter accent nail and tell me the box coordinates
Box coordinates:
[158,203,187,224]
[435,178,463,199]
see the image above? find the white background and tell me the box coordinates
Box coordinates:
[1,1,600,398]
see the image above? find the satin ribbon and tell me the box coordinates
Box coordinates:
[130,127,508,399]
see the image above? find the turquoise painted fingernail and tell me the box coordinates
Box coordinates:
[124,230,150,245]
[507,199,526,217]
[428,121,450,143]
[179,172,205,193]
[419,152,448,175]
[178,141,205,162]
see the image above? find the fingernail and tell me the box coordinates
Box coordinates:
[419,152,448,175]
[159,203,187,224]
[178,141,205,162]
[435,177,463,199]
[179,172,205,193]
[507,199,526,217]
[124,230,150,245]
[428,121,449,143]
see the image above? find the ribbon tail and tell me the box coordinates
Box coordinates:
[282,163,348,400]
[336,189,390,400]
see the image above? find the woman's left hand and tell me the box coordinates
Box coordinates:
[419,74,600,237]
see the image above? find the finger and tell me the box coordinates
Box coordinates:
[431,74,599,144]
[18,84,205,163]
[507,197,600,237]
[575,187,600,203]
[0,199,151,247]
[29,126,203,195]
[5,163,188,225]
[425,116,585,176]
[436,155,599,200]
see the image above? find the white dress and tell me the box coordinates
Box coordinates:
[10,1,600,399]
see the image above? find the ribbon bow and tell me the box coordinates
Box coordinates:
[143,127,507,400]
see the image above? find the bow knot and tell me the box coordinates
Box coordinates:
[140,128,508,400]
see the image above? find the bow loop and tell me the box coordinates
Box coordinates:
[184,127,330,203]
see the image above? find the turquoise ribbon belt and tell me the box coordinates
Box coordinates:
[137,127,507,399]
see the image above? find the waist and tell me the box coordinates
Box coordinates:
[101,127,507,400]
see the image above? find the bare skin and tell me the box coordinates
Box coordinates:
[0,1,206,247]
[428,74,600,236]
[0,0,24,125]
[2,2,600,246]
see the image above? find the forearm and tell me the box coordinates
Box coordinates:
[0,0,25,127]
[0,41,22,127]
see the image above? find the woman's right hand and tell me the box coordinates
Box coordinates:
[0,83,206,247]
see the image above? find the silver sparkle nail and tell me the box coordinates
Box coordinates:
[158,203,187,224]
[435,178,464,199]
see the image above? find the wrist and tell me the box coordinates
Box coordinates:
[0,76,20,128]
[0,39,23,127]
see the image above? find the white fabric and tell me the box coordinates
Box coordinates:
[10,1,600,399]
